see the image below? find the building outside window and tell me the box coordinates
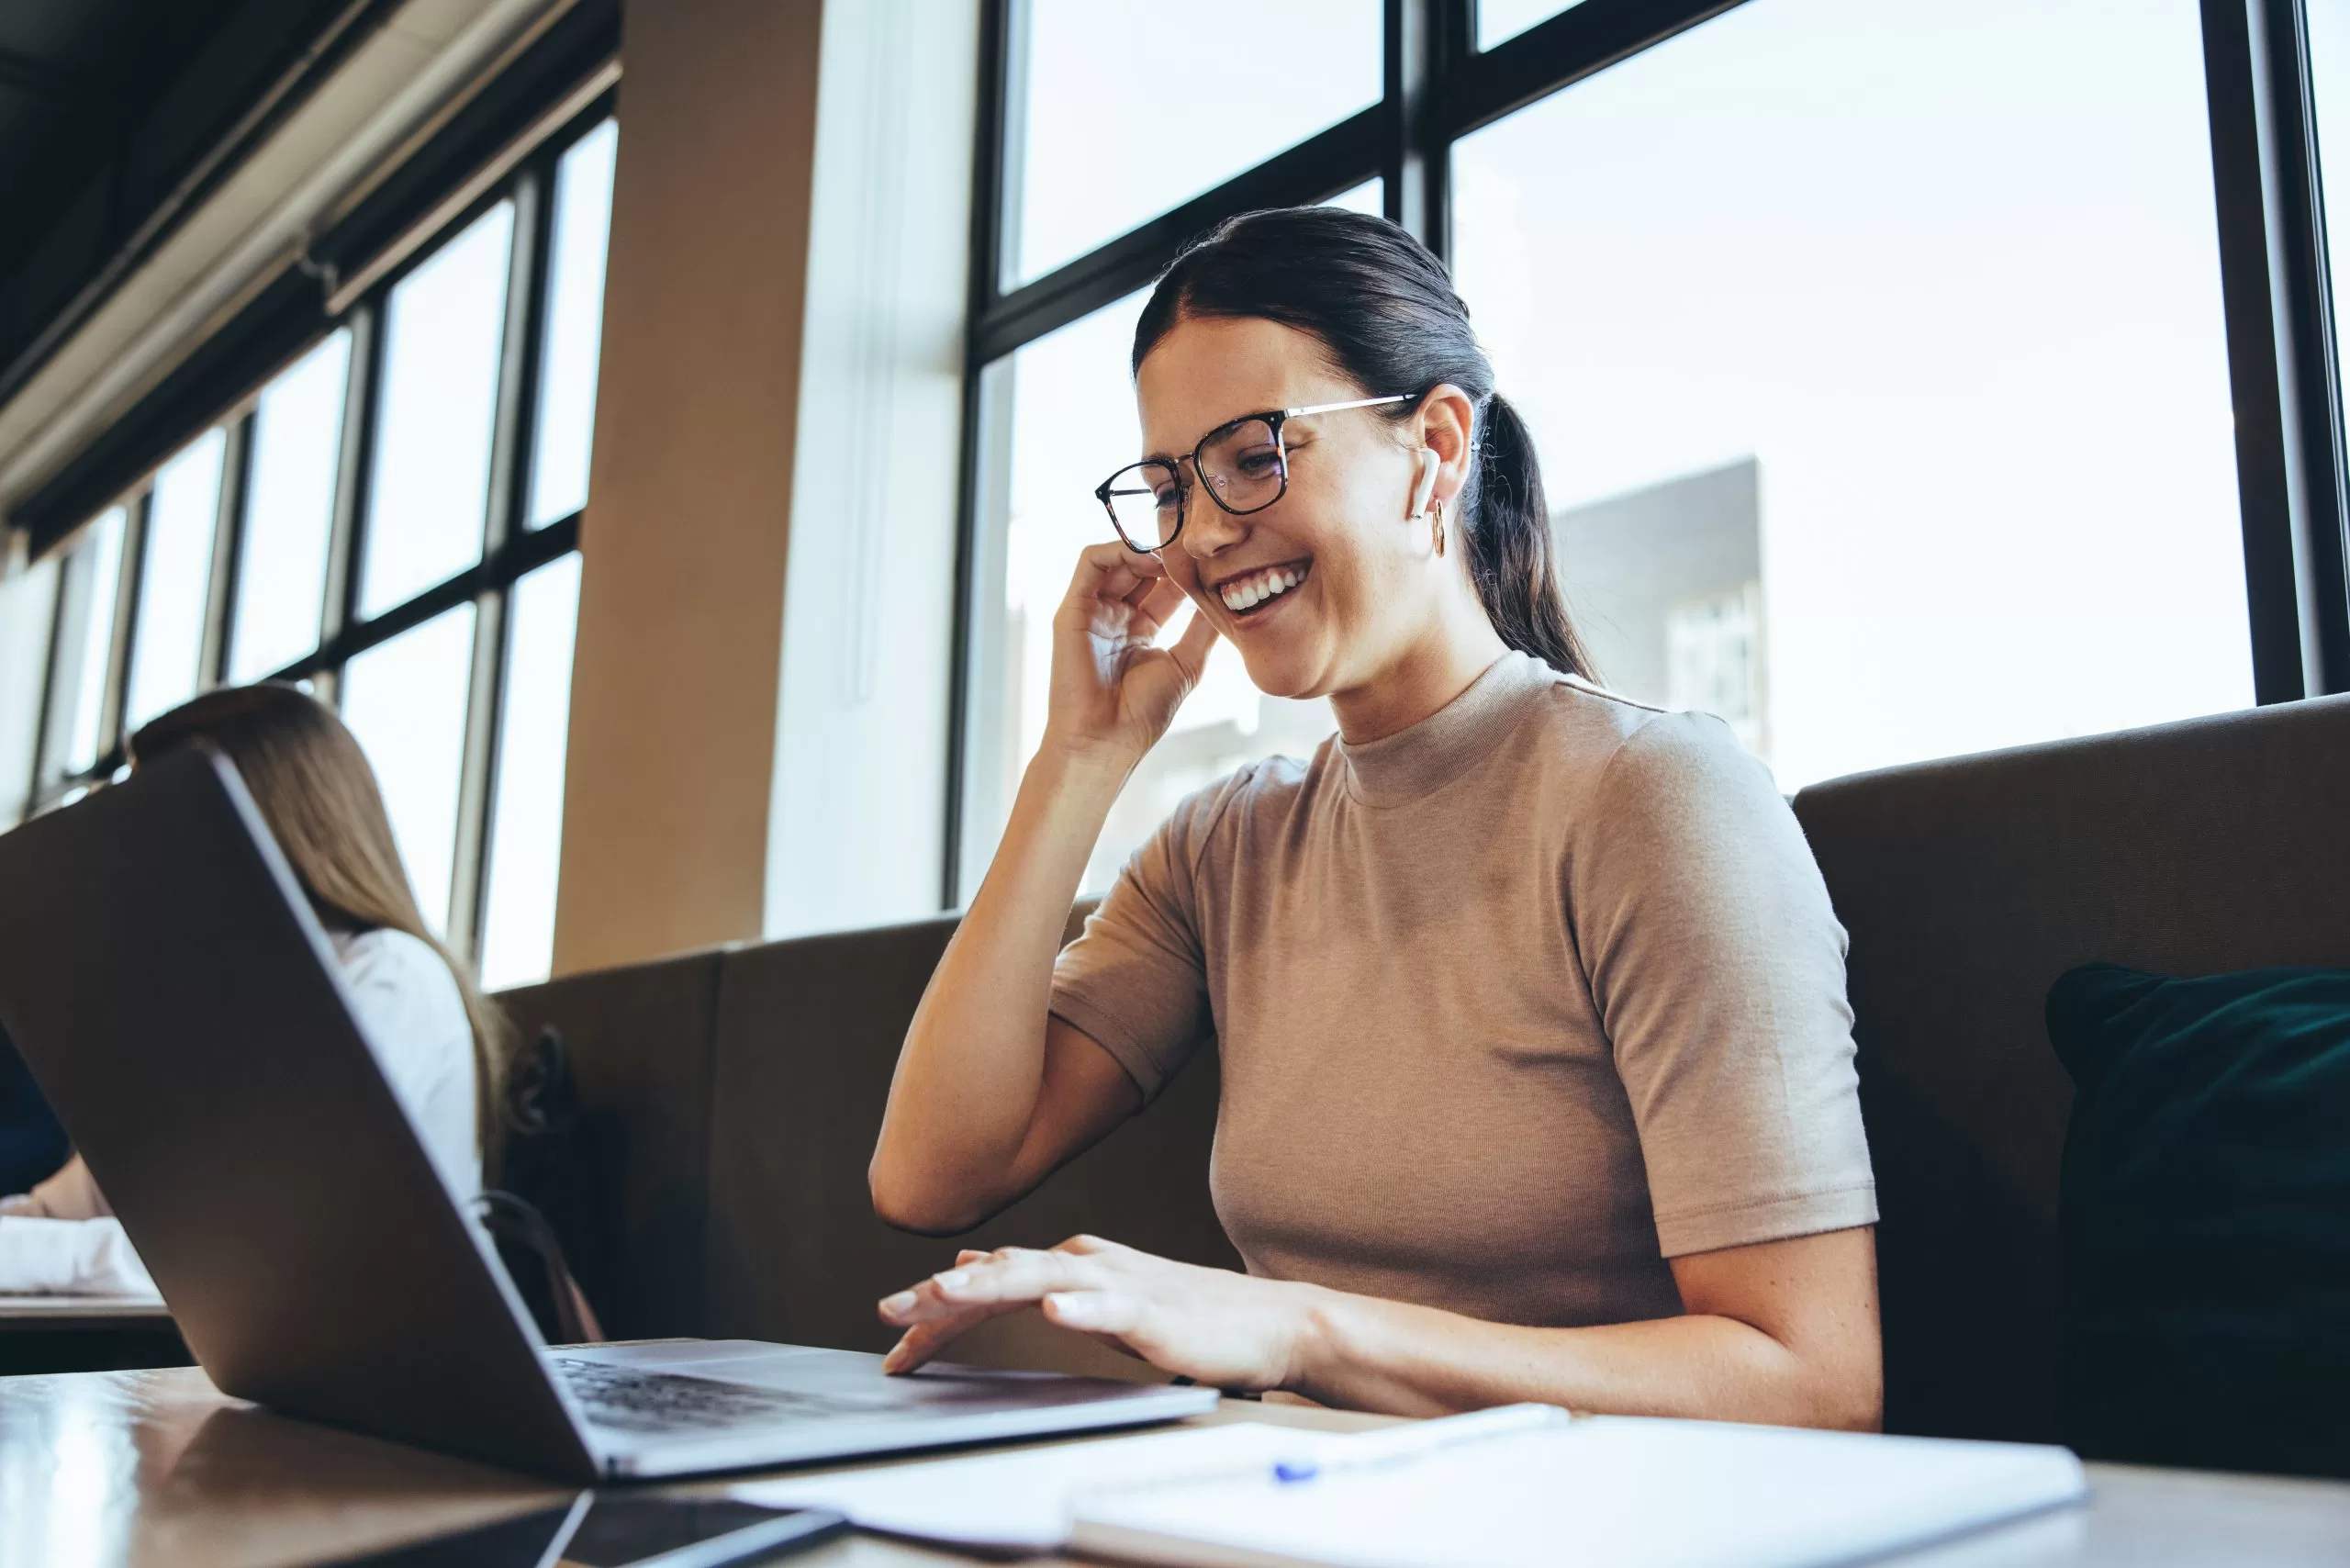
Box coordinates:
[955,0,2312,903]
[1450,0,2249,790]
[10,109,617,991]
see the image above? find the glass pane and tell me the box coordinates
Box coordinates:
[2308,1,2350,426]
[361,203,514,618]
[478,552,582,990]
[1010,0,1382,284]
[529,121,619,529]
[1326,178,1383,217]
[230,331,350,683]
[340,604,478,935]
[124,430,226,731]
[50,508,126,777]
[1479,0,1583,50]
[0,554,60,826]
[960,291,1336,898]
[1450,0,2249,790]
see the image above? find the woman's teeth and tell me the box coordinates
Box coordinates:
[1220,565,1306,613]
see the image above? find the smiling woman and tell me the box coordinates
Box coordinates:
[868,208,1882,1430]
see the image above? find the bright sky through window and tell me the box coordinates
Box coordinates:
[124,430,226,731]
[230,331,349,683]
[362,204,513,618]
[1011,0,1381,284]
[341,605,479,935]
[1449,0,2251,790]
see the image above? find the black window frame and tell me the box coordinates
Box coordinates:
[946,0,2350,904]
[16,79,616,965]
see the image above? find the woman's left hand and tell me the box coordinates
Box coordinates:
[877,1235,1316,1390]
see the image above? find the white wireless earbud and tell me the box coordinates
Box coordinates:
[1409,449,1440,520]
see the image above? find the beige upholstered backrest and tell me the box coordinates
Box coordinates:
[496,901,1231,1378]
[501,695,2350,1427]
[1792,693,2350,1440]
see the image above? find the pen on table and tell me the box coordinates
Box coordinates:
[1268,1402,1571,1485]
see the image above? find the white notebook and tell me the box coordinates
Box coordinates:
[732,1419,1325,1551]
[1069,1406,2088,1568]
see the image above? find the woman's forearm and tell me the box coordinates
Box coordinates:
[1288,1281,1880,1429]
[869,743,1131,1228]
[875,1230,1881,1428]
[15,1154,107,1220]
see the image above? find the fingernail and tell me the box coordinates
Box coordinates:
[934,1269,970,1293]
[880,1291,916,1316]
[1046,1292,1094,1327]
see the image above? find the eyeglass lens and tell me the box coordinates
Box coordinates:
[1102,461,1183,550]
[1101,415,1286,550]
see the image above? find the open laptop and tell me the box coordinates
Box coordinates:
[0,747,1214,1481]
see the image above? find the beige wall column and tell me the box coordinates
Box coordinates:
[553,0,823,975]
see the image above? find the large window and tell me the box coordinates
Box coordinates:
[954,0,2350,901]
[15,107,618,988]
[1449,0,2250,788]
[1005,1,1383,284]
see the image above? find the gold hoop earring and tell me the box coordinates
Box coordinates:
[1431,500,1448,558]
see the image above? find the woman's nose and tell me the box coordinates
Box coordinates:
[1180,486,1248,559]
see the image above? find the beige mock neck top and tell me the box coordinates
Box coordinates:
[1050,652,1875,1327]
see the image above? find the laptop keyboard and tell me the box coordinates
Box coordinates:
[551,1356,878,1435]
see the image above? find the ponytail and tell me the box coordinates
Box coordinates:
[1136,207,1593,680]
[1465,393,1590,678]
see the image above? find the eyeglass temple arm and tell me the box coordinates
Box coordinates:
[1280,393,1419,419]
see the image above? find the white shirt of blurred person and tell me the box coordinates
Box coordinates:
[0,683,507,1295]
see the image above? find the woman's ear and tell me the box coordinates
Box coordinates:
[1416,385,1478,510]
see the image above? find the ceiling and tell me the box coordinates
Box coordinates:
[0,0,362,397]
[0,0,245,276]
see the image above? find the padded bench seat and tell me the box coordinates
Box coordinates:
[499,692,2350,1437]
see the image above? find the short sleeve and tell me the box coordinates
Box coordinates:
[1571,714,1877,1258]
[1049,780,1231,1102]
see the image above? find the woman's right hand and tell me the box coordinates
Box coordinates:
[872,545,1208,1235]
[1043,542,1218,768]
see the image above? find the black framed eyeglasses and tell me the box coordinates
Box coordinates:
[1093,393,1418,553]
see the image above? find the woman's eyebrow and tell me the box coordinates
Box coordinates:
[1141,408,1270,465]
[1143,423,1214,464]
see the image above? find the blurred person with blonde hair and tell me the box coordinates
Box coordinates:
[0,683,507,1293]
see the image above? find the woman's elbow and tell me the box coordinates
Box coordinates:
[867,1152,987,1237]
[1806,1341,1884,1433]
[1844,1362,1886,1433]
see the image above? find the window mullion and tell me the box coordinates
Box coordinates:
[1387,0,1440,252]
[485,170,553,563]
[198,412,253,689]
[451,168,551,955]
[25,554,73,806]
[448,587,509,955]
[317,302,384,706]
[2201,0,2350,699]
[984,0,1025,302]
[1445,1,1750,142]
[2271,0,2350,692]
[99,491,150,762]
[946,0,1023,908]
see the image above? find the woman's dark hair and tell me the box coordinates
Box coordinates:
[1134,206,1591,678]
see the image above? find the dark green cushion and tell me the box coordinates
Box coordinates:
[2046,963,2350,1477]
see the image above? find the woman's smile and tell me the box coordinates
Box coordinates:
[1208,557,1312,622]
